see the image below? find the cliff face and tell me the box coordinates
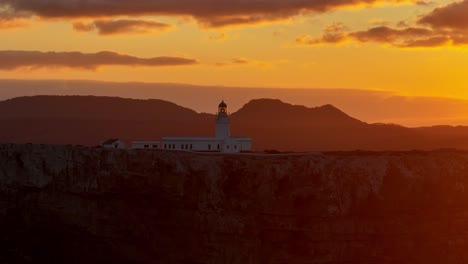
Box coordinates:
[1,145,468,263]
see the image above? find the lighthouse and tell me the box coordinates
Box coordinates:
[134,100,252,153]
[216,100,230,139]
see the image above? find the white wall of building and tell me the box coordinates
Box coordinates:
[162,138,222,151]
[161,137,252,153]
[132,141,160,149]
[234,138,253,153]
[215,116,230,139]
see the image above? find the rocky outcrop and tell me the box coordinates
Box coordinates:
[1,144,468,263]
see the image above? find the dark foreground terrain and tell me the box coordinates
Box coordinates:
[1,144,468,263]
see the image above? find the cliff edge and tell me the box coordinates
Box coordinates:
[1,144,467,263]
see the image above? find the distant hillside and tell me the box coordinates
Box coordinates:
[1,95,468,151]
[0,96,214,145]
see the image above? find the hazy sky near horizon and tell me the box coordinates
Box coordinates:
[0,1,467,100]
[2,79,468,127]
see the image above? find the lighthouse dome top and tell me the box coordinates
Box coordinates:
[218,100,227,108]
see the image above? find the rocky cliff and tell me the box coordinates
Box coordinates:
[1,144,468,263]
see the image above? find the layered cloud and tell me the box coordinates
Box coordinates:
[0,0,419,28]
[73,19,172,35]
[0,16,27,28]
[215,57,270,67]
[297,25,452,47]
[298,0,468,48]
[348,26,449,47]
[296,23,349,45]
[420,0,468,30]
[0,4,30,28]
[0,50,198,70]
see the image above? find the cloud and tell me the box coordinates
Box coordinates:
[0,0,419,28]
[349,26,434,43]
[298,0,468,48]
[0,17,27,28]
[297,21,461,48]
[414,0,435,6]
[209,32,228,41]
[296,23,348,45]
[215,57,269,67]
[349,26,459,48]
[419,0,468,30]
[298,25,451,47]
[232,58,250,64]
[0,4,31,28]
[215,58,242,66]
[72,21,95,32]
[0,50,198,70]
[73,19,172,35]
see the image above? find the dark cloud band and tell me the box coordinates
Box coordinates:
[73,19,172,35]
[419,0,468,30]
[0,50,198,70]
[0,0,416,27]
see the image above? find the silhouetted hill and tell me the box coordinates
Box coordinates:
[232,99,363,126]
[230,99,421,151]
[1,95,468,151]
[0,96,199,120]
[0,96,214,145]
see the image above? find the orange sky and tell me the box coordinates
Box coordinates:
[0,0,467,112]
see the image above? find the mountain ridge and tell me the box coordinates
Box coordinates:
[0,95,199,120]
[1,95,468,151]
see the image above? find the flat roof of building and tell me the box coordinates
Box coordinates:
[161,137,251,141]
[102,139,121,145]
[162,137,220,141]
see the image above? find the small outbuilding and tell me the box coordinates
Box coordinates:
[101,139,126,149]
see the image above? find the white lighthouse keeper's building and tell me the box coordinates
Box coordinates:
[160,100,252,153]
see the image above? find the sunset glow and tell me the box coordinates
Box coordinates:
[4,3,468,261]
[0,0,467,109]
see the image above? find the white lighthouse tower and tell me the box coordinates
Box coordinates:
[140,100,251,153]
[216,100,230,139]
